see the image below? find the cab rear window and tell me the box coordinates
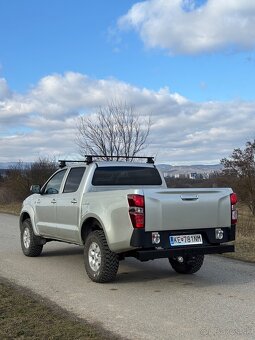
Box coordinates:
[92,166,162,186]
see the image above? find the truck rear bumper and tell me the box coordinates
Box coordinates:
[131,226,236,248]
[133,244,234,261]
[129,226,235,261]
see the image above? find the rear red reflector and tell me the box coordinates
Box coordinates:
[130,212,144,229]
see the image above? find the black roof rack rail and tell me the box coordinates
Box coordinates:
[58,160,86,168]
[84,155,154,164]
[58,156,155,168]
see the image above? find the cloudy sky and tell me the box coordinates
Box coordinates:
[1,0,255,164]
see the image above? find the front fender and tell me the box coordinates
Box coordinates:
[20,205,40,236]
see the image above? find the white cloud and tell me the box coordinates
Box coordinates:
[0,78,11,100]
[0,72,255,164]
[118,0,255,54]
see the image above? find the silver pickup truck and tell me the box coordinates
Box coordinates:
[20,156,237,283]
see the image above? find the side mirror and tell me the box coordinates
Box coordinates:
[30,185,41,194]
[45,188,58,195]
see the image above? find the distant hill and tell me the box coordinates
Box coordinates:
[157,163,222,175]
[0,162,31,177]
[0,162,31,169]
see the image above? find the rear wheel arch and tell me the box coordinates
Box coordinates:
[81,217,103,244]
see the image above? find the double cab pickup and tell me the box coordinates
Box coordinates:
[20,156,237,282]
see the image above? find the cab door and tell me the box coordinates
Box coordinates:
[35,169,66,237]
[54,167,86,242]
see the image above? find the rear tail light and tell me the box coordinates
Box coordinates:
[230,193,237,205]
[127,194,145,228]
[230,193,238,224]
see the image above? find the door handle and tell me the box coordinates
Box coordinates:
[71,199,77,204]
[51,199,57,204]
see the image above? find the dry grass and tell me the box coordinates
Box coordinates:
[224,204,255,262]
[0,202,21,216]
[0,279,116,340]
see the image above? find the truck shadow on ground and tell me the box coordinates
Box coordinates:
[116,257,255,287]
[40,245,255,287]
[41,245,83,257]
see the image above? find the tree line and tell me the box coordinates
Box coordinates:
[0,158,57,203]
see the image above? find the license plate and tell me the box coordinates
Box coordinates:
[170,234,202,246]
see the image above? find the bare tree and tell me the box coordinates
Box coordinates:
[76,102,151,160]
[221,140,255,215]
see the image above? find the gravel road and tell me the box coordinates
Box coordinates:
[0,213,254,339]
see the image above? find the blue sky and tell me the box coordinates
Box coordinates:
[1,0,255,164]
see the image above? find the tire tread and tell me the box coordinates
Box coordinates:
[21,219,43,257]
[84,230,119,283]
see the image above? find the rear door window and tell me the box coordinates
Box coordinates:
[92,167,162,186]
[63,167,86,193]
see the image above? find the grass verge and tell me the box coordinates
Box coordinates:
[0,278,117,340]
[0,202,21,216]
[223,237,255,262]
[223,204,255,263]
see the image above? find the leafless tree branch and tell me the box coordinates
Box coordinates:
[76,101,151,161]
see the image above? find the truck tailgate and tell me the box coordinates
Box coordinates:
[144,188,232,231]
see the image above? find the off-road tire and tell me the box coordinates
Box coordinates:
[169,255,204,274]
[84,230,119,283]
[21,219,43,257]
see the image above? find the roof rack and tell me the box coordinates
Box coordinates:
[58,160,86,168]
[84,155,154,164]
[58,155,154,168]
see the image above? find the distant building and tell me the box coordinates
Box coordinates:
[161,167,223,180]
